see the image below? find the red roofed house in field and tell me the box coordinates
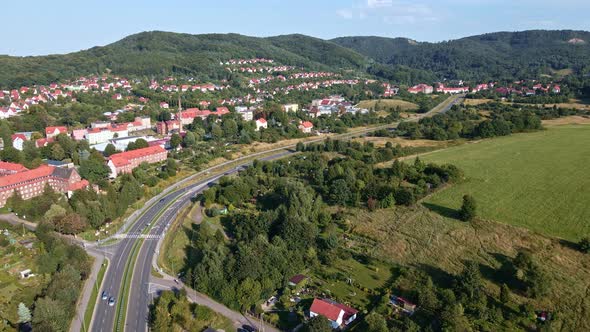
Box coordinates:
[552,85,561,94]
[45,126,68,139]
[0,162,28,176]
[309,298,358,329]
[298,121,314,134]
[107,145,168,178]
[0,164,88,207]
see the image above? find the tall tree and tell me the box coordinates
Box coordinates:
[459,194,477,221]
[17,302,31,323]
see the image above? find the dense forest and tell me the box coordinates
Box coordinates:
[0,32,368,88]
[2,30,590,88]
[333,30,590,81]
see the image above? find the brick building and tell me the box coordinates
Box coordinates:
[0,161,28,176]
[107,145,168,178]
[0,164,89,207]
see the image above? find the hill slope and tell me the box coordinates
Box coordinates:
[0,31,369,88]
[333,30,590,81]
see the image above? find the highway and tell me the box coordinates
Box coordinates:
[86,94,463,332]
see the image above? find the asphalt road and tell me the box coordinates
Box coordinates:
[89,94,462,332]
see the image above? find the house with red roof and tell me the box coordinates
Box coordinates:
[255,118,268,131]
[159,102,169,109]
[309,298,358,329]
[408,84,433,94]
[552,85,561,94]
[0,164,88,207]
[298,121,314,134]
[11,134,28,151]
[45,126,68,139]
[107,145,167,178]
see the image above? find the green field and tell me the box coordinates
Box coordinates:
[421,125,590,241]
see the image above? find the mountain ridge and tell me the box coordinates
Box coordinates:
[1,29,589,88]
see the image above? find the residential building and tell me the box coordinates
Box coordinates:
[11,134,28,151]
[0,164,89,207]
[389,295,417,315]
[107,145,167,178]
[45,126,68,139]
[408,84,434,94]
[299,121,314,133]
[236,106,254,121]
[255,118,268,131]
[156,120,181,135]
[283,103,299,112]
[309,298,358,329]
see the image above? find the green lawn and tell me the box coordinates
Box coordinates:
[421,125,590,241]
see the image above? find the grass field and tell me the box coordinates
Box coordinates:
[347,204,590,331]
[356,99,418,112]
[419,125,590,241]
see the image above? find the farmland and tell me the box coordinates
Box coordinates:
[419,124,590,241]
[356,99,418,112]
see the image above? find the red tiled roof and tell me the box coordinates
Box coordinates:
[310,299,342,322]
[45,126,67,135]
[109,146,166,168]
[257,118,267,124]
[300,121,313,129]
[0,161,28,173]
[66,179,89,191]
[0,164,54,188]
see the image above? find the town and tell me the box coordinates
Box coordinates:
[1,15,590,332]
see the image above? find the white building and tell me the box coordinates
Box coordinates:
[255,118,268,131]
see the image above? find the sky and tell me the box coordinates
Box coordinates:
[3,0,589,56]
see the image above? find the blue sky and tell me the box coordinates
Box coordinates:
[4,0,589,56]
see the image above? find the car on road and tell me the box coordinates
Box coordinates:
[242,325,257,332]
[101,291,108,300]
[108,297,116,306]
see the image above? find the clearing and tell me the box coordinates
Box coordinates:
[418,125,590,241]
[356,99,418,112]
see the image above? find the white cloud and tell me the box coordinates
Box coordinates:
[336,8,354,19]
[367,0,393,8]
[336,0,440,25]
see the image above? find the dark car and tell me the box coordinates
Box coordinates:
[242,325,257,332]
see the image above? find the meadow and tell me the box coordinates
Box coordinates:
[420,125,590,241]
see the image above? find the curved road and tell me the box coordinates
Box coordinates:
[87,94,462,332]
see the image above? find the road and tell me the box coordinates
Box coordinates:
[86,94,462,332]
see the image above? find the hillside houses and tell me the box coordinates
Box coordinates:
[309,298,358,329]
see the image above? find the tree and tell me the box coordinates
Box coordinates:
[579,237,590,253]
[183,131,196,147]
[17,302,31,323]
[500,283,512,304]
[104,143,117,157]
[303,315,332,332]
[459,194,477,221]
[51,144,66,160]
[364,312,388,332]
[53,213,88,234]
[170,133,182,149]
[32,297,69,331]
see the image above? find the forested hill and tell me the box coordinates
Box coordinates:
[0,31,369,88]
[2,30,590,88]
[332,30,590,81]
